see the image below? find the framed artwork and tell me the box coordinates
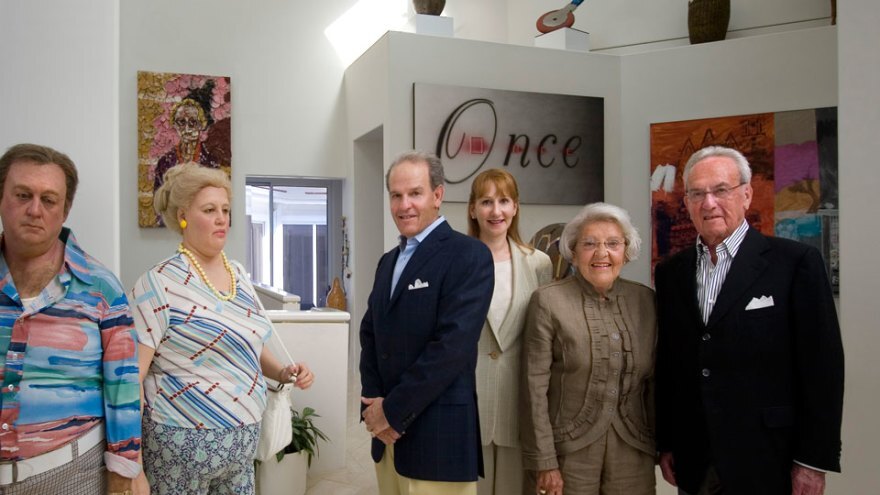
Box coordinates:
[649,108,839,292]
[137,71,231,227]
[414,83,604,204]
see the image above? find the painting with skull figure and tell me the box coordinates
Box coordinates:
[137,71,231,227]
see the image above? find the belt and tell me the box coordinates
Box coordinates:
[0,425,104,485]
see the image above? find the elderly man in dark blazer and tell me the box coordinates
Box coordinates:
[655,146,844,495]
[360,151,494,495]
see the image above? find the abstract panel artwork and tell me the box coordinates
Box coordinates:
[650,108,838,291]
[137,71,231,227]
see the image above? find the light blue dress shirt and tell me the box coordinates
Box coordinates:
[390,216,446,297]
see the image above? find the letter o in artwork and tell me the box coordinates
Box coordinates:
[435,98,498,184]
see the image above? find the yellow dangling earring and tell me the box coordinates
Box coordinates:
[179,219,188,230]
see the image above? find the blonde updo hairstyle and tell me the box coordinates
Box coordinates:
[153,162,232,234]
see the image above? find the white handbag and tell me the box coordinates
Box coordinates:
[255,323,296,462]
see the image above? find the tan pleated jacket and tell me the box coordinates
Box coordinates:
[475,241,552,447]
[520,273,657,471]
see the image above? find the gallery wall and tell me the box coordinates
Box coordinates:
[2,0,834,282]
[506,0,832,52]
[117,0,356,287]
[0,0,120,271]
[344,30,839,493]
[619,26,838,284]
[4,1,878,490]
[837,1,880,493]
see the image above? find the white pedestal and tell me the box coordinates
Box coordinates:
[257,450,307,495]
[406,14,454,37]
[267,309,350,476]
[534,27,590,52]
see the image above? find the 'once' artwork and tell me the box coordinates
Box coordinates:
[650,108,838,292]
[138,71,231,227]
[414,83,604,205]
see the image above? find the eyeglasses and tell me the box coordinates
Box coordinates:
[578,238,626,252]
[685,183,746,202]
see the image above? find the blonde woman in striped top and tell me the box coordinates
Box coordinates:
[131,163,313,494]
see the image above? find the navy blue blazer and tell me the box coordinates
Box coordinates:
[655,228,844,494]
[359,220,494,482]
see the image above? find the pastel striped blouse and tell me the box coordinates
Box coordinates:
[0,229,140,462]
[131,253,272,429]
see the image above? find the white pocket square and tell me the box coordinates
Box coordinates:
[745,295,774,310]
[408,279,429,290]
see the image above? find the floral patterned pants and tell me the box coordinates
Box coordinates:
[143,416,261,495]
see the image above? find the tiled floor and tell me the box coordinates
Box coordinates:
[304,374,378,495]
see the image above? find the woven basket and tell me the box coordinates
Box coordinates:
[688,0,730,44]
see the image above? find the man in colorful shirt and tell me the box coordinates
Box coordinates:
[0,143,141,494]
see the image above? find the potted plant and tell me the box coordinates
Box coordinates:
[256,407,329,495]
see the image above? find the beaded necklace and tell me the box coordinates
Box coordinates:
[177,243,237,301]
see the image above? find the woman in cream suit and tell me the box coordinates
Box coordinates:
[468,169,553,495]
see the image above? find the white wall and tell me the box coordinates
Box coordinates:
[118,0,356,288]
[0,0,120,272]
[443,0,509,44]
[836,1,880,493]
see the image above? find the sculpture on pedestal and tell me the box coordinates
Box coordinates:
[536,0,585,33]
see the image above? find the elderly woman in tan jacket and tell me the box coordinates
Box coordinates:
[521,202,656,495]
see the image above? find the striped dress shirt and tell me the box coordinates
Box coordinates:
[695,220,749,324]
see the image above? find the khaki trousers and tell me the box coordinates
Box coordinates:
[375,446,477,495]
[525,427,655,495]
[478,443,525,495]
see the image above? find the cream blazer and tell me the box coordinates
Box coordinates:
[476,240,552,447]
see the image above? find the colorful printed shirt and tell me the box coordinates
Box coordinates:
[0,228,140,462]
[131,253,272,429]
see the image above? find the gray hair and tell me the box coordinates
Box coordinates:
[385,151,445,191]
[559,202,641,263]
[683,146,752,186]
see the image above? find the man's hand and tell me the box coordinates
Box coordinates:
[659,452,677,486]
[792,464,825,495]
[361,397,401,445]
[374,427,401,445]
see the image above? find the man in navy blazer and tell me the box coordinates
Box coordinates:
[655,146,844,495]
[360,151,494,494]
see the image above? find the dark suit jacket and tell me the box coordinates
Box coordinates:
[359,220,494,482]
[655,228,844,495]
